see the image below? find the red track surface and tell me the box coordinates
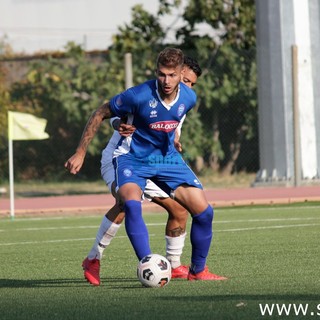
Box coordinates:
[1,185,320,217]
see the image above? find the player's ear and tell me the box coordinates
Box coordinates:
[154,69,158,77]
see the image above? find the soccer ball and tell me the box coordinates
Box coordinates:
[137,254,172,288]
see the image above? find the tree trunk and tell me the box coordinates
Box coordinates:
[220,126,246,176]
[209,109,220,171]
[220,141,241,176]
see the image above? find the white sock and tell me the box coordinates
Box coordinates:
[87,216,121,260]
[165,232,186,269]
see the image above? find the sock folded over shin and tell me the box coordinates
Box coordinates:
[166,232,186,269]
[88,216,120,260]
[190,205,214,274]
[124,200,151,260]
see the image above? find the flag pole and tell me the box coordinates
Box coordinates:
[8,137,15,221]
[7,110,50,221]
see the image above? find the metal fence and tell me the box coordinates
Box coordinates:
[0,48,259,183]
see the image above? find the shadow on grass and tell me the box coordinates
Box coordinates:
[0,277,142,289]
[159,294,320,302]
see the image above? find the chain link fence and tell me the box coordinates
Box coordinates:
[0,48,259,186]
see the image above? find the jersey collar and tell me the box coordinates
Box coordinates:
[155,80,181,110]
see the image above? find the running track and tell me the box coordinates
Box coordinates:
[1,185,320,217]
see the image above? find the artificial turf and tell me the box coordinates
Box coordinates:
[0,203,319,320]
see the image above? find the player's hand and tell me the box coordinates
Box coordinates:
[174,140,182,153]
[118,123,136,137]
[174,131,182,152]
[64,152,85,175]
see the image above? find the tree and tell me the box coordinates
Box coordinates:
[176,0,258,174]
[7,42,118,180]
[1,0,258,180]
[0,38,15,177]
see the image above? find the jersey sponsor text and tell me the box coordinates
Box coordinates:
[149,121,179,132]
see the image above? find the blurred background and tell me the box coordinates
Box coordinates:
[0,0,319,197]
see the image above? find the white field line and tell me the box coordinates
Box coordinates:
[0,234,153,246]
[216,205,320,212]
[0,237,96,246]
[1,205,319,223]
[1,223,320,246]
[214,217,320,224]
[1,216,319,232]
[214,223,320,232]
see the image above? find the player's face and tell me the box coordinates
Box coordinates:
[181,67,198,88]
[156,64,183,97]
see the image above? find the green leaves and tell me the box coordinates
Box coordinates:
[1,0,258,180]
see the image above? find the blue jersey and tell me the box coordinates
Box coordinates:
[109,79,196,159]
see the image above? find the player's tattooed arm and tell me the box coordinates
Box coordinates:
[75,102,113,155]
[64,102,114,174]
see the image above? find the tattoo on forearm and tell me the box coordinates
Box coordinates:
[77,102,113,153]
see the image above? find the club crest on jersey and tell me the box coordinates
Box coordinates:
[177,104,185,117]
[116,96,123,106]
[150,110,157,118]
[149,98,158,108]
[149,121,179,132]
[123,168,132,177]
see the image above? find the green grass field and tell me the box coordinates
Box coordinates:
[0,203,319,320]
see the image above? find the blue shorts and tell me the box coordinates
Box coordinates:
[113,152,203,195]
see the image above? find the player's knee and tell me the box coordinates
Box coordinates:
[124,200,142,219]
[173,206,188,218]
[113,211,125,224]
[168,207,188,224]
[193,205,214,224]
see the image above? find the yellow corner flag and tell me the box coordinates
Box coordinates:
[8,111,49,141]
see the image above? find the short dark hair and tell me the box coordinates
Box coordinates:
[184,56,202,77]
[156,47,184,69]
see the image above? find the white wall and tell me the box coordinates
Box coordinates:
[0,0,185,54]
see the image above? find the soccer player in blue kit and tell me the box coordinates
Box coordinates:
[80,56,202,286]
[65,47,227,281]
